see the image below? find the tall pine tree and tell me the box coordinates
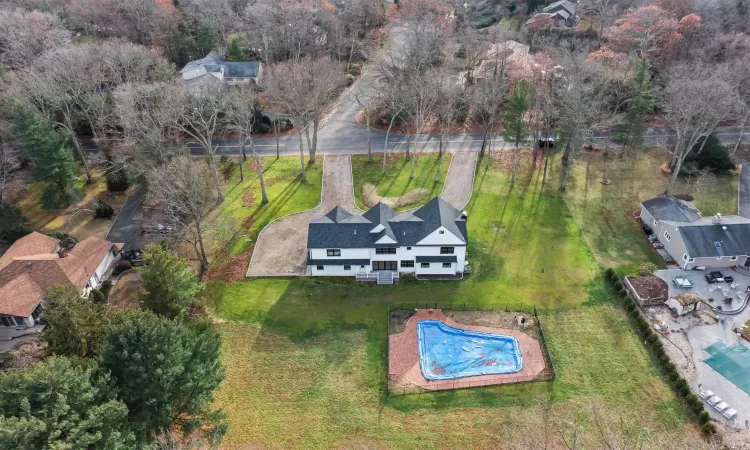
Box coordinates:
[12,107,79,208]
[501,79,532,187]
[139,244,203,318]
[0,357,135,449]
[619,58,656,150]
[102,309,226,444]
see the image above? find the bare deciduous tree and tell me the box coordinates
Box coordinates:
[265,56,344,164]
[0,7,71,70]
[226,87,268,204]
[662,63,736,195]
[149,155,217,276]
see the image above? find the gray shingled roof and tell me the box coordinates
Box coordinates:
[642,196,701,223]
[307,197,467,249]
[679,223,750,258]
[543,0,577,14]
[307,258,370,266]
[180,51,261,78]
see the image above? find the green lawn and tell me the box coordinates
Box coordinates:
[205,156,322,256]
[351,153,451,211]
[551,149,738,269]
[203,155,698,448]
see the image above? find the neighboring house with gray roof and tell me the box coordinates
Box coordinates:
[640,196,750,269]
[179,51,263,88]
[307,197,468,279]
[525,0,579,29]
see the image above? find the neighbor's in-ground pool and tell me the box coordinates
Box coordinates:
[417,320,523,380]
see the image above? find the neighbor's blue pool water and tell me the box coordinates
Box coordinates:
[417,320,523,380]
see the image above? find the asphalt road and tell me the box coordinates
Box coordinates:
[740,159,750,219]
[182,126,750,157]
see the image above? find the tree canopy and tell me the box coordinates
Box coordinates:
[41,285,110,358]
[0,357,135,449]
[140,244,203,318]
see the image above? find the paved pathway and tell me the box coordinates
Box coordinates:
[246,156,357,277]
[105,184,149,251]
[739,160,750,218]
[440,150,479,210]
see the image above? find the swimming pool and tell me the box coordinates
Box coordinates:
[417,320,523,380]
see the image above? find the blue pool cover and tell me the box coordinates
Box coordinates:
[417,320,523,380]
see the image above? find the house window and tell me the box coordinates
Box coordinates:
[688,258,695,262]
[407,247,412,250]
[344,265,351,270]
[731,256,738,261]
[439,230,445,234]
[717,256,723,260]
[376,248,397,254]
[316,265,324,270]
[421,262,430,268]
[360,265,365,269]
[327,249,341,256]
[372,261,397,270]
[440,247,454,254]
[682,254,688,261]
[663,231,671,241]
[401,260,415,268]
[442,262,452,268]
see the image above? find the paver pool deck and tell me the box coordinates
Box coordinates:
[389,309,547,391]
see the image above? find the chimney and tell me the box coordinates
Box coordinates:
[712,213,722,224]
[24,262,32,269]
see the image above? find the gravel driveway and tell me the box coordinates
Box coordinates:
[440,150,478,210]
[246,156,358,277]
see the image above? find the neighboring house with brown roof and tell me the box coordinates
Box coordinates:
[472,40,531,82]
[0,232,122,328]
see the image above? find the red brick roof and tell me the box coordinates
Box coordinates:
[0,234,119,317]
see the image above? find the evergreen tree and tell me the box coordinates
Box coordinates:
[195,25,221,57]
[42,285,110,358]
[102,309,226,444]
[619,58,656,150]
[501,79,532,186]
[0,357,135,449]
[139,244,203,318]
[225,39,245,61]
[12,107,79,208]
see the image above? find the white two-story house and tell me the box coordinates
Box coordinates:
[307,197,468,281]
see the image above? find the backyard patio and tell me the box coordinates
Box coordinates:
[655,268,750,314]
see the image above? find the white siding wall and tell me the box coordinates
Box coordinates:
[309,244,467,277]
[85,249,119,292]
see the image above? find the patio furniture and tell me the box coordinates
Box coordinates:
[706,395,722,406]
[698,389,714,400]
[706,271,726,284]
[723,408,738,420]
[724,276,734,283]
[723,297,734,305]
[709,285,718,292]
[731,282,740,289]
[715,401,730,412]
[672,277,693,289]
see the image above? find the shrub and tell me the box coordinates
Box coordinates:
[257,123,270,134]
[0,203,31,243]
[273,118,293,132]
[701,423,716,435]
[605,267,616,280]
[686,133,735,174]
[614,280,624,290]
[105,169,131,192]
[90,289,106,304]
[699,410,710,425]
[452,96,470,123]
[618,287,627,298]
[94,200,115,219]
[41,183,75,210]
[638,262,658,277]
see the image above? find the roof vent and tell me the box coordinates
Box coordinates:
[713,213,722,224]
[353,230,357,235]
[722,226,728,231]
[24,262,32,268]
[461,211,468,219]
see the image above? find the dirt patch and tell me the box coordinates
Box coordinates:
[205,252,251,283]
[361,183,428,209]
[242,191,256,209]
[489,148,535,170]
[108,271,143,310]
[7,341,46,369]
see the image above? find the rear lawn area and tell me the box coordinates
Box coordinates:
[203,156,323,257]
[351,153,451,211]
[551,149,739,269]
[203,155,700,448]
[13,170,132,240]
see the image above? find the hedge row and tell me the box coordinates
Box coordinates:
[604,269,717,436]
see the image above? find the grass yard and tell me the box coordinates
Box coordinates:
[351,153,451,211]
[551,149,738,269]
[204,156,323,256]
[203,155,700,448]
[14,171,131,240]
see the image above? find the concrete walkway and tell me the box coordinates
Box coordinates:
[440,151,479,210]
[246,156,357,277]
[739,160,750,219]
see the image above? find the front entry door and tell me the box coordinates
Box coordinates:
[372,261,397,271]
